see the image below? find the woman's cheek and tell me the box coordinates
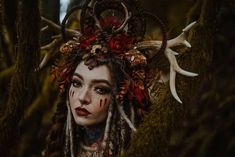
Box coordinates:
[91,97,110,113]
[99,98,108,107]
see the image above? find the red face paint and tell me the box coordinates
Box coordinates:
[72,91,74,97]
[104,98,107,106]
[100,99,103,107]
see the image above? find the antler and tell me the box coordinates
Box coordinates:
[92,1,131,33]
[38,17,81,70]
[135,21,198,103]
[92,1,103,30]
[113,2,132,33]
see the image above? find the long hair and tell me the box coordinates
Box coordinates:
[44,54,150,157]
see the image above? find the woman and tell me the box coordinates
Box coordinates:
[44,0,197,156]
[45,41,150,157]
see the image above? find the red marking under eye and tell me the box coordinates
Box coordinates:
[72,91,74,97]
[100,99,103,107]
[104,98,107,106]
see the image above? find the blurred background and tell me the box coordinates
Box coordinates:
[0,0,235,157]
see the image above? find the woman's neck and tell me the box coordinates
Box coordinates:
[82,123,105,145]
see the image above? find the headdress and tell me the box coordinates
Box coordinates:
[44,0,197,103]
[41,0,197,156]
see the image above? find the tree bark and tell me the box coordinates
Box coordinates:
[121,0,218,156]
[0,0,40,156]
[169,0,235,157]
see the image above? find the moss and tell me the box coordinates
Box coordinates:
[121,0,219,156]
[121,82,187,157]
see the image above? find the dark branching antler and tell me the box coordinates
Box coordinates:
[38,17,81,70]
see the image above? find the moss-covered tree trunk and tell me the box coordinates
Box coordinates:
[0,0,40,156]
[121,0,218,157]
[170,0,235,156]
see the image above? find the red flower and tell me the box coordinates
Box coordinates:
[134,87,145,104]
[80,34,97,49]
[59,68,68,81]
[108,34,132,53]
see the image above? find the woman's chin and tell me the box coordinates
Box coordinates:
[74,117,90,126]
[74,116,107,127]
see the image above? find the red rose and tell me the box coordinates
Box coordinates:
[80,34,97,49]
[108,34,130,53]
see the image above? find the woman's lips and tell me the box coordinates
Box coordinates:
[75,107,91,117]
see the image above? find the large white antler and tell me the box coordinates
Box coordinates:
[165,21,198,103]
[136,21,198,103]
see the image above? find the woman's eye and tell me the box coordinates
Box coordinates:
[95,87,111,95]
[71,80,82,88]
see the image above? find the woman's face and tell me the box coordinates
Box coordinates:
[69,61,113,126]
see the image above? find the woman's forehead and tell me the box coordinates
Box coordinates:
[74,61,112,83]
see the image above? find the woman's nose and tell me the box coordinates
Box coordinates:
[78,87,91,105]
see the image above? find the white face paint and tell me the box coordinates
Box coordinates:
[69,61,113,126]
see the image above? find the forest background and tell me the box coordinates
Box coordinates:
[0,0,235,157]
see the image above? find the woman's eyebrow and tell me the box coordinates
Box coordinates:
[73,73,83,80]
[91,79,112,87]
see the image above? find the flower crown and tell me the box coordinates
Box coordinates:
[60,29,139,70]
[42,0,197,107]
[59,23,151,115]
